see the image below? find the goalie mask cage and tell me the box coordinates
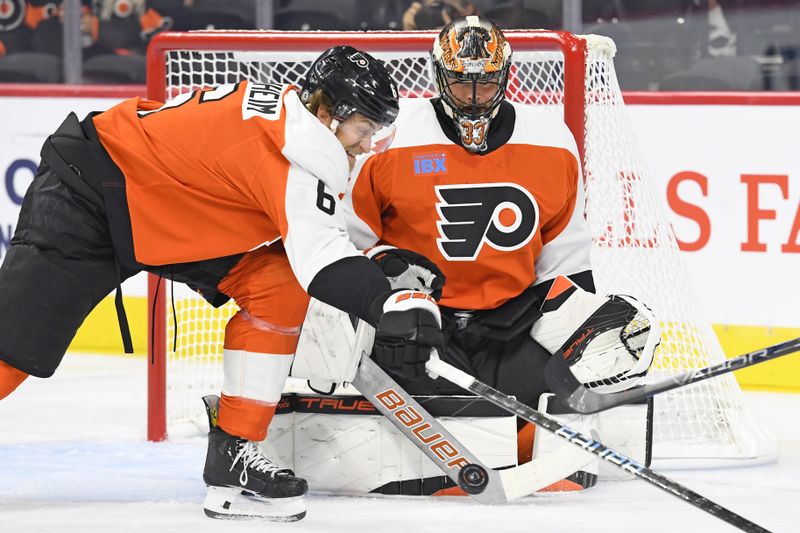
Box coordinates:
[145,30,776,468]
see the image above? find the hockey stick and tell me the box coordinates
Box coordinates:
[426,355,773,533]
[352,352,596,504]
[545,336,800,414]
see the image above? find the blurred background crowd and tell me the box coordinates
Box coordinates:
[0,0,798,90]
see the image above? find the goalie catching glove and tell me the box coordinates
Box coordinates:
[366,245,445,300]
[371,289,444,380]
[531,276,660,393]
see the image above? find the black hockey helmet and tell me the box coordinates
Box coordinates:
[300,45,400,127]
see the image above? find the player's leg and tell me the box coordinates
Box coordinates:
[0,361,28,400]
[0,161,122,394]
[202,245,309,520]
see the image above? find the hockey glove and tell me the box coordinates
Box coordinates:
[367,246,445,300]
[372,289,444,380]
[531,276,660,393]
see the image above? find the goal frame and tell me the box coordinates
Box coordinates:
[144,29,589,442]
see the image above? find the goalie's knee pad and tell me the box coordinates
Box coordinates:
[531,393,652,485]
[531,393,599,491]
[596,398,653,481]
[530,276,660,393]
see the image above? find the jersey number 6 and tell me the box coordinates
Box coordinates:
[316,180,336,215]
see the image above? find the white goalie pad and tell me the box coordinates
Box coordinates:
[596,400,652,481]
[293,245,441,386]
[533,393,652,482]
[291,298,373,385]
[532,393,600,483]
[260,392,518,495]
[531,276,661,393]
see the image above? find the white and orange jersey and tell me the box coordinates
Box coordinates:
[93,81,360,290]
[344,98,592,310]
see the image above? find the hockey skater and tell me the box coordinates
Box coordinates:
[0,45,445,520]
[340,16,660,492]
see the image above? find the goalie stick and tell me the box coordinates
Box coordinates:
[351,353,596,504]
[545,336,800,415]
[426,355,773,533]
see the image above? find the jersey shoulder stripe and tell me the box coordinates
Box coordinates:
[508,102,580,160]
[389,98,451,149]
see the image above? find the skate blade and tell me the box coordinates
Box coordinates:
[203,486,306,521]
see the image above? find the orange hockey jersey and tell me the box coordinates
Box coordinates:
[344,98,592,310]
[93,81,360,290]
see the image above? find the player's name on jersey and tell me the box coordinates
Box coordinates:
[244,83,283,120]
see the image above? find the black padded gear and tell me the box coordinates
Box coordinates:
[300,45,399,126]
[372,300,444,381]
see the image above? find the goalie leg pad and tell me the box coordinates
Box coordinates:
[203,486,306,521]
[530,394,652,484]
[596,399,652,481]
[532,393,599,491]
[259,392,519,496]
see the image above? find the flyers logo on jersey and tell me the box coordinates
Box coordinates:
[435,183,539,261]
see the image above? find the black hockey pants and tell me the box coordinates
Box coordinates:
[0,160,125,377]
[0,115,133,377]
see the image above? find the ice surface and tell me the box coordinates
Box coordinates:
[1,353,797,533]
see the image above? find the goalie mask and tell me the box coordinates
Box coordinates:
[430,16,512,153]
[300,45,400,153]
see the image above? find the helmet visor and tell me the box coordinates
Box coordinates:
[335,113,397,168]
[370,123,397,154]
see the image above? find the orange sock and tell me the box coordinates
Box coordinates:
[217,393,277,441]
[0,360,29,400]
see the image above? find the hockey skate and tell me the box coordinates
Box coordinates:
[201,395,307,521]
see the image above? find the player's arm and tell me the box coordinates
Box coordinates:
[529,143,659,392]
[250,149,385,322]
[254,155,441,379]
[345,151,445,299]
[534,144,593,289]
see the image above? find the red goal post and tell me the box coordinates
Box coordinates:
[145,30,776,468]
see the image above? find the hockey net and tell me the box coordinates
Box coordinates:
[146,30,776,467]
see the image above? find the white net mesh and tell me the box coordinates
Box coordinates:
[155,31,775,465]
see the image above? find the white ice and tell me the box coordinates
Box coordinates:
[1,353,797,533]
